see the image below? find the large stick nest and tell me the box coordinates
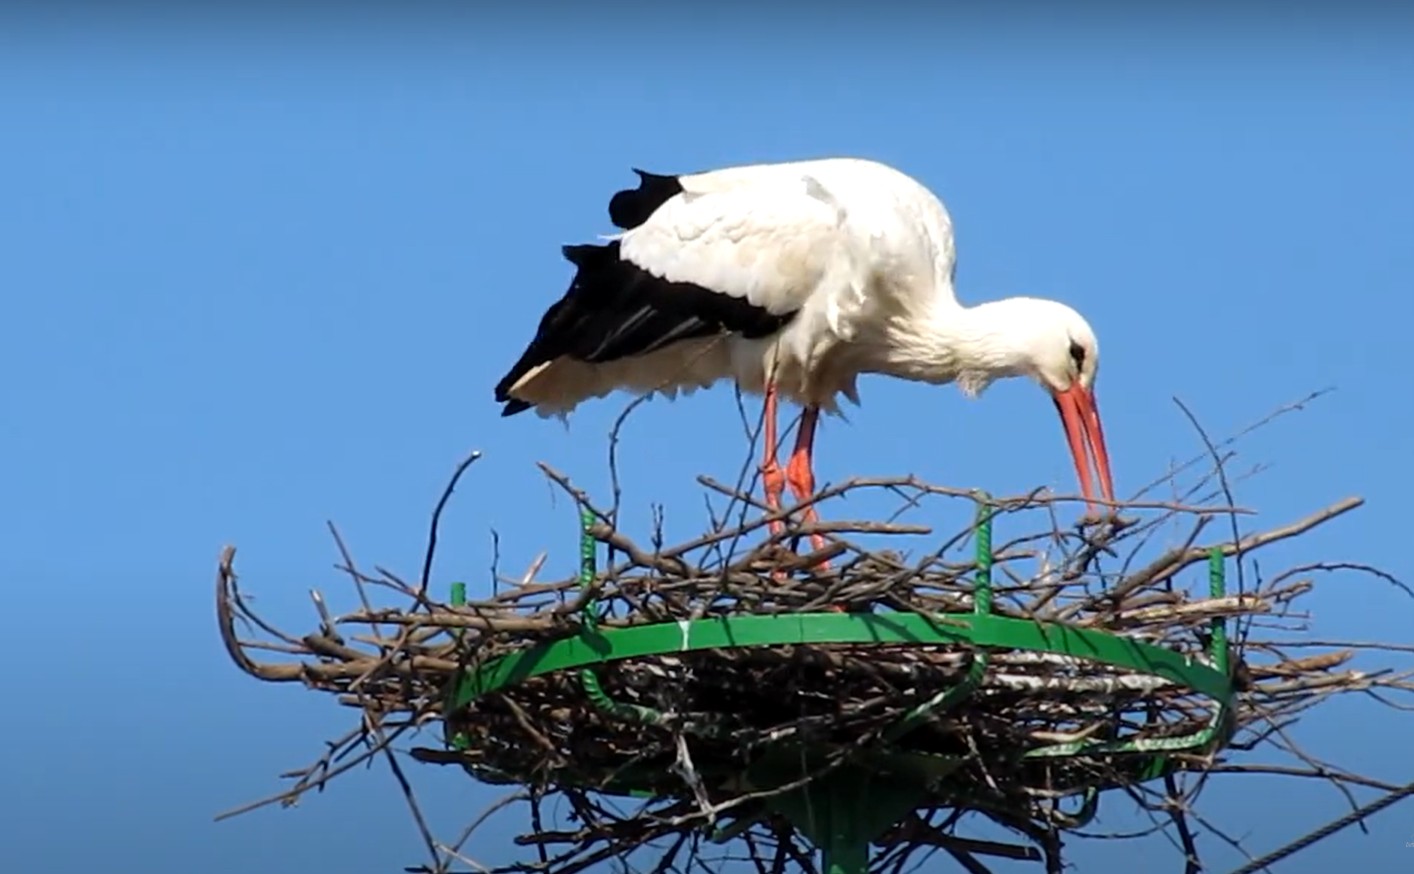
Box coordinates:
[433,496,1263,801]
[216,393,1414,874]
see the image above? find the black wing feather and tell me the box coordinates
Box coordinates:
[607,169,684,230]
[494,240,797,416]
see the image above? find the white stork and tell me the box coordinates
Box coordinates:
[494,157,1116,556]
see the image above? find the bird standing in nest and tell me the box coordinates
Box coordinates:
[495,157,1117,566]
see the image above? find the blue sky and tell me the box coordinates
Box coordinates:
[3,5,1413,872]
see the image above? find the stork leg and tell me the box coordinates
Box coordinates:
[759,381,787,540]
[785,405,831,566]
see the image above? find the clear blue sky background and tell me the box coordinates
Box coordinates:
[3,5,1412,872]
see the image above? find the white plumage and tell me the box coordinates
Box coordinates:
[501,159,954,415]
[496,157,1116,555]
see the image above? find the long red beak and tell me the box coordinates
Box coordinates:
[1051,383,1116,514]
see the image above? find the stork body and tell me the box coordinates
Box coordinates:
[495,158,1116,553]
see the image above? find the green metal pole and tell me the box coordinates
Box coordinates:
[578,505,597,592]
[1208,546,1229,675]
[973,494,994,613]
[449,581,467,649]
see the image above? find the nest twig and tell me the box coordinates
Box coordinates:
[214,389,1414,873]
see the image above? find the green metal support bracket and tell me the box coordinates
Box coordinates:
[766,764,919,874]
[882,496,995,745]
[444,582,469,748]
[1022,545,1232,763]
[574,506,687,729]
[575,505,613,714]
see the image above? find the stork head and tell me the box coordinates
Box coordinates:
[1012,299,1115,514]
[944,296,1117,513]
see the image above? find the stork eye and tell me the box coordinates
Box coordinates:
[1068,340,1086,369]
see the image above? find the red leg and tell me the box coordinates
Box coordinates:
[759,382,786,539]
[785,405,830,561]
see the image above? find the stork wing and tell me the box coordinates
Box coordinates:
[495,171,869,416]
[619,173,859,322]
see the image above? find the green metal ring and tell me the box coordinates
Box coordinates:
[448,610,1231,711]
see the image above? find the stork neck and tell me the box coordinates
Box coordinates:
[884,296,1037,389]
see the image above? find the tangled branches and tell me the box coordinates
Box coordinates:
[215,392,1414,873]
